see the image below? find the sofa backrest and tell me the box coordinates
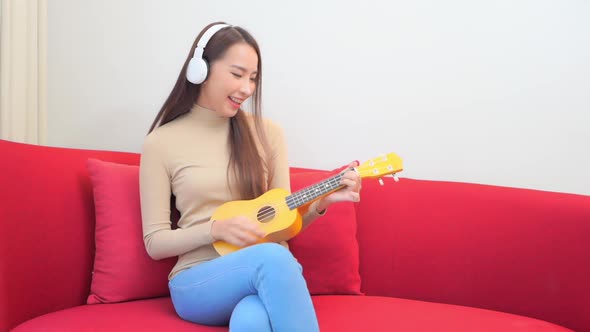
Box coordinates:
[354,174,590,332]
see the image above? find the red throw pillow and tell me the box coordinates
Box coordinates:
[86,159,176,304]
[288,171,363,295]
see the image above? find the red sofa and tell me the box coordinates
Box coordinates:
[1,138,589,331]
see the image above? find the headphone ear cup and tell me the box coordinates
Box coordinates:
[186,57,209,84]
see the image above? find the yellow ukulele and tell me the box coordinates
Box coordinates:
[212,153,404,256]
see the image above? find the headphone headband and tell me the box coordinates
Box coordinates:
[197,23,230,50]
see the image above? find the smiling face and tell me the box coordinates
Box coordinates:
[196,42,259,117]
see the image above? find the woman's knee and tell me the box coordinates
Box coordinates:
[229,295,271,332]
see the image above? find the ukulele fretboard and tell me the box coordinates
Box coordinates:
[285,172,346,210]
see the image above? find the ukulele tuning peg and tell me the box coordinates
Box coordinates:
[392,174,399,182]
[378,178,384,186]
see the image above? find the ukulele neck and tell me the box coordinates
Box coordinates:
[285,171,348,210]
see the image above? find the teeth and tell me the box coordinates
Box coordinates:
[229,97,241,104]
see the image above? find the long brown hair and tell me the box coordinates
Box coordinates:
[148,22,272,200]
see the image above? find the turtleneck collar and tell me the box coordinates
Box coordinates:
[188,104,231,127]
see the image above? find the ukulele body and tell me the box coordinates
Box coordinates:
[211,187,303,256]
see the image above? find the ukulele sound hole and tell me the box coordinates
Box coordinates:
[257,206,276,223]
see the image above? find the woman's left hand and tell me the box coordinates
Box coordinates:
[316,161,362,212]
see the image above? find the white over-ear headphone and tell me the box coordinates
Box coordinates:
[186,23,231,84]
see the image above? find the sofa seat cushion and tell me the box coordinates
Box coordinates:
[11,297,223,332]
[313,296,572,331]
[12,296,571,332]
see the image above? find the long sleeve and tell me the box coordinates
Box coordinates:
[139,134,215,260]
[266,122,326,231]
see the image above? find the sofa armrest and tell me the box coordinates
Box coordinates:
[0,140,140,331]
[355,177,590,332]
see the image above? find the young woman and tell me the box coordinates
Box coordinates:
[139,22,361,331]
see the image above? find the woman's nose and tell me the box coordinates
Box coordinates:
[240,78,253,95]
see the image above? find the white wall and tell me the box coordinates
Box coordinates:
[46,0,590,195]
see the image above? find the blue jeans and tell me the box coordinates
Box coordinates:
[168,243,319,332]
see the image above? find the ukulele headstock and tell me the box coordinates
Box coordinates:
[356,153,404,180]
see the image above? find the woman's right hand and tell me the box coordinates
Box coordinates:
[210,216,265,247]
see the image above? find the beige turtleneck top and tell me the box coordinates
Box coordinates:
[139,105,324,280]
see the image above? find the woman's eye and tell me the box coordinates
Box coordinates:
[231,73,242,78]
[250,77,256,82]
